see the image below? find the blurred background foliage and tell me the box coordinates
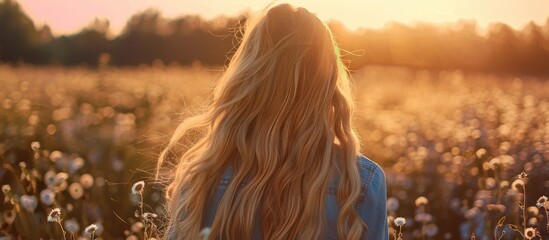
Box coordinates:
[1,0,549,75]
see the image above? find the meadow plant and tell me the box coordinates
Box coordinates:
[393,217,406,240]
[1,66,549,238]
[47,208,66,240]
[84,224,98,239]
[131,180,160,239]
[0,141,160,239]
[500,172,543,239]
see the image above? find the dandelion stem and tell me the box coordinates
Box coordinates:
[522,184,526,240]
[517,230,525,239]
[497,231,505,240]
[139,192,148,240]
[543,207,549,232]
[56,220,67,240]
[495,216,505,240]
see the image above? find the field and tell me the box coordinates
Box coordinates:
[1,65,549,239]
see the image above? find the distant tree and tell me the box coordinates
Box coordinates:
[41,19,110,66]
[110,9,237,66]
[518,22,549,74]
[111,9,167,65]
[0,0,39,62]
[2,2,549,75]
[485,23,523,73]
[443,20,488,71]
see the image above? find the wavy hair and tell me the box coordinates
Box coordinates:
[157,3,365,239]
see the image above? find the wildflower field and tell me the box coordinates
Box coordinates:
[0,65,548,239]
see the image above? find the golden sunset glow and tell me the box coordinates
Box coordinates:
[18,0,549,35]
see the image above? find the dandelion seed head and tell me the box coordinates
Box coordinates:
[64,219,80,233]
[50,151,63,162]
[44,170,57,187]
[524,227,537,239]
[52,172,69,191]
[485,177,496,189]
[131,181,145,194]
[19,195,38,212]
[526,206,539,216]
[40,189,56,206]
[528,217,538,226]
[68,182,84,199]
[1,185,10,194]
[57,172,69,179]
[31,141,40,151]
[536,195,547,208]
[3,210,16,225]
[54,172,69,184]
[386,197,399,212]
[68,157,85,173]
[84,224,98,234]
[511,179,524,192]
[394,217,406,227]
[47,208,61,222]
[79,173,94,189]
[499,180,510,189]
[475,148,486,158]
[488,158,500,169]
[518,171,528,179]
[415,196,428,206]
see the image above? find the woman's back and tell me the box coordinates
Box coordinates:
[195,155,388,240]
[157,3,389,240]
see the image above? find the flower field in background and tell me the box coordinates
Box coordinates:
[0,65,548,239]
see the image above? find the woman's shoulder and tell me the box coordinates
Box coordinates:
[356,154,385,190]
[353,154,386,208]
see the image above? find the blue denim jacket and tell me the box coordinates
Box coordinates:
[170,155,388,239]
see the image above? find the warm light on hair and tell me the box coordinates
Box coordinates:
[157,3,365,239]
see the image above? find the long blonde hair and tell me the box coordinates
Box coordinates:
[157,3,366,239]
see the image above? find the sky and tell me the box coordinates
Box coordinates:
[17,0,549,36]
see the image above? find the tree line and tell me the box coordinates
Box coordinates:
[1,0,549,75]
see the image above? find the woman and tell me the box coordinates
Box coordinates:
[157,3,388,240]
